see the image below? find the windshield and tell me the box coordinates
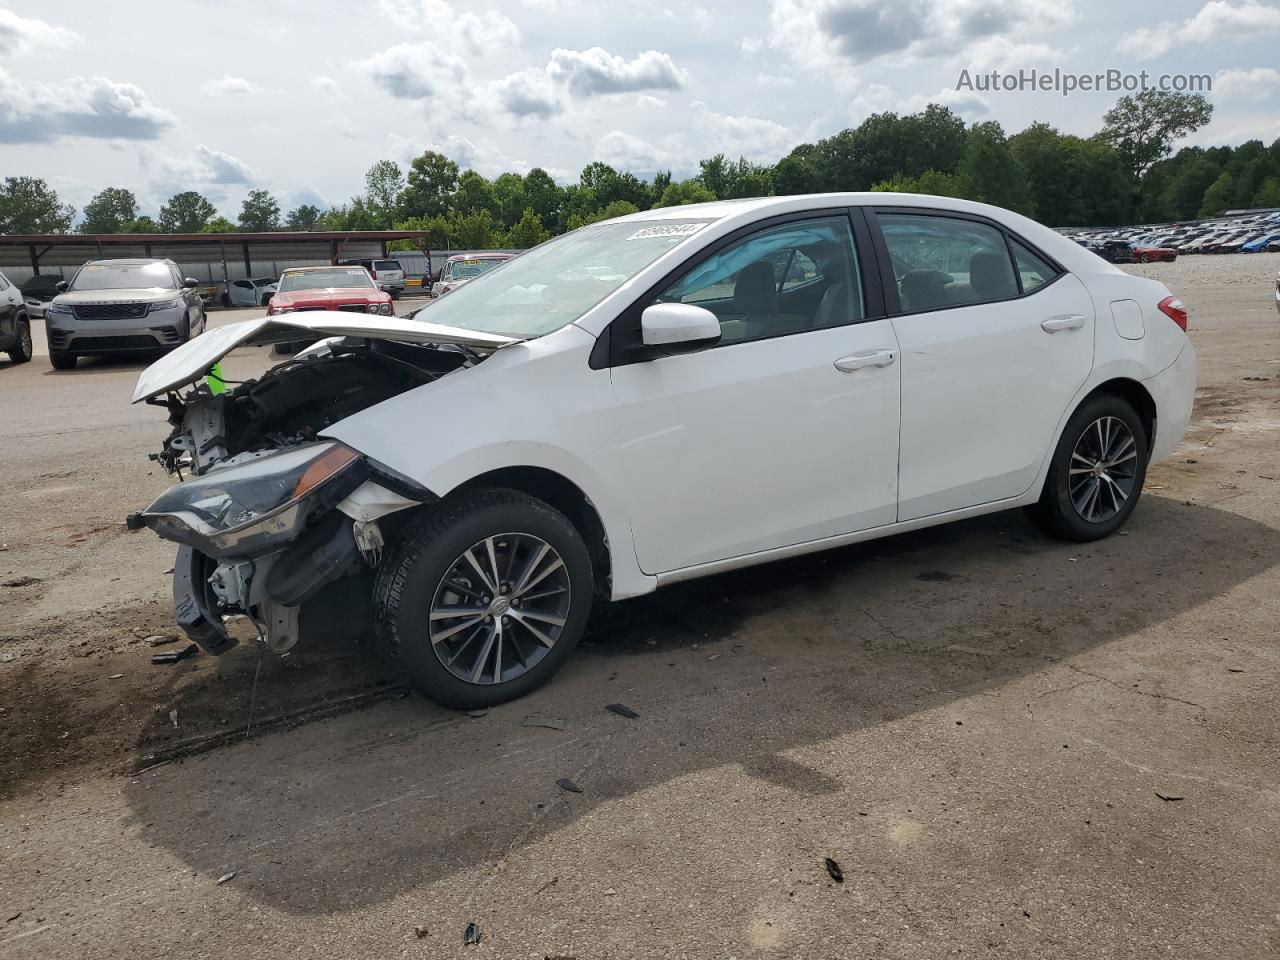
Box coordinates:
[252,277,276,286]
[71,262,175,292]
[446,258,507,281]
[374,260,402,271]
[278,267,374,293]
[422,220,710,337]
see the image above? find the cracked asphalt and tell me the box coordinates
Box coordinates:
[1,258,1279,959]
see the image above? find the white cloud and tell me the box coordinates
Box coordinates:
[310,75,345,98]
[0,9,80,56]
[740,35,764,53]
[357,43,468,99]
[455,10,521,56]
[492,68,561,117]
[389,132,531,177]
[0,68,176,143]
[202,75,258,96]
[960,36,1065,73]
[594,130,664,170]
[548,47,688,97]
[376,0,518,55]
[637,94,668,107]
[769,0,1072,70]
[139,145,255,197]
[1214,67,1280,100]
[685,102,797,162]
[1118,1,1280,59]
[846,83,990,121]
[756,73,797,87]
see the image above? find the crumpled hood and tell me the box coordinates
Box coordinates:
[131,314,520,403]
[55,288,180,305]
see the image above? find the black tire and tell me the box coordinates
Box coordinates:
[374,489,594,709]
[1026,393,1148,542]
[49,350,76,370]
[7,319,32,363]
[261,294,271,307]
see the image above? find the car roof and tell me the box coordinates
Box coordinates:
[84,257,176,266]
[446,252,513,261]
[283,264,367,271]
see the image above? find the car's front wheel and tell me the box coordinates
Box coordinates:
[49,350,76,370]
[375,489,594,709]
[7,319,32,363]
[1027,393,1149,542]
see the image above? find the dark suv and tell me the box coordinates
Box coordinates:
[44,258,206,369]
[0,269,33,365]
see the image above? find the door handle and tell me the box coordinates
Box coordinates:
[834,349,896,373]
[1041,314,1086,333]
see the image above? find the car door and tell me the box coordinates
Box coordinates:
[0,271,16,348]
[602,211,901,574]
[870,209,1095,522]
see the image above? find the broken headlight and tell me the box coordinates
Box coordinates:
[141,441,368,557]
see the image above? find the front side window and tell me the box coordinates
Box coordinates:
[879,214,1018,313]
[70,262,177,292]
[278,267,375,292]
[649,216,865,345]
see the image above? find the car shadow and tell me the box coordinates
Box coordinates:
[123,497,1280,915]
[40,354,155,376]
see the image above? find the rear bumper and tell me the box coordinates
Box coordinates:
[1143,341,1197,465]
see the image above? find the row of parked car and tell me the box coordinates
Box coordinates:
[1074,210,1280,263]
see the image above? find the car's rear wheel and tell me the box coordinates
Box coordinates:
[49,350,76,370]
[7,319,32,363]
[375,489,593,709]
[1139,253,1150,263]
[1027,393,1148,542]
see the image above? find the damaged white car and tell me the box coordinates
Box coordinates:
[131,194,1196,708]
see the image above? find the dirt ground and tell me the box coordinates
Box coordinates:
[1,256,1278,958]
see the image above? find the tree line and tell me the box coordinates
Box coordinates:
[2,91,1277,250]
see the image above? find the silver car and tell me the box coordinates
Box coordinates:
[45,258,207,370]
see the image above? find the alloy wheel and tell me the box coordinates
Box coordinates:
[1069,416,1138,523]
[19,324,32,359]
[428,533,572,685]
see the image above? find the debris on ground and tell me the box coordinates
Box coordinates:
[216,872,236,885]
[145,634,178,647]
[107,673,124,680]
[151,643,197,665]
[534,876,559,895]
[523,713,566,731]
[1227,667,1245,673]
[414,925,430,939]
[463,922,481,945]
[1,576,40,588]
[169,708,179,729]
[556,777,582,794]
[465,709,488,719]
[824,857,844,883]
[0,653,15,664]
[1155,791,1185,802]
[605,702,639,719]
[5,911,21,924]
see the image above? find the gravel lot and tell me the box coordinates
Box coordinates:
[1,255,1277,959]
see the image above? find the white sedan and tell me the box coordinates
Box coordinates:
[227,276,278,307]
[132,193,1195,708]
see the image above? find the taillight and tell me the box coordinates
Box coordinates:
[1157,295,1187,331]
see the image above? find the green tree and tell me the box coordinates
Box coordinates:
[78,187,137,233]
[649,170,673,205]
[238,189,281,231]
[284,203,323,230]
[448,208,500,248]
[159,191,217,232]
[126,215,159,233]
[522,167,562,227]
[202,215,238,233]
[454,170,498,216]
[958,121,1030,212]
[400,150,460,218]
[492,173,527,228]
[1198,171,1235,217]
[505,207,552,247]
[654,180,715,207]
[0,176,75,233]
[1253,176,1280,208]
[1165,156,1221,220]
[1101,90,1214,183]
[774,145,822,195]
[363,160,404,227]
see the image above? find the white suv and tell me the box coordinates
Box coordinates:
[132,193,1196,708]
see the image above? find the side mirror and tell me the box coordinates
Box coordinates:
[640,303,721,354]
[55,280,68,292]
[183,277,199,288]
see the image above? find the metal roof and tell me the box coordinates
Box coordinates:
[0,230,429,269]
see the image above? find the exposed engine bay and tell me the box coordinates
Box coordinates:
[137,336,476,656]
[150,337,470,477]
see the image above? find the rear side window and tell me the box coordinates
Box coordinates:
[879,213,1018,313]
[1010,239,1057,294]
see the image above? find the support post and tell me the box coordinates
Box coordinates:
[28,243,39,275]
[242,242,251,277]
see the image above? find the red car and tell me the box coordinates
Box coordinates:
[266,265,394,316]
[1130,244,1177,264]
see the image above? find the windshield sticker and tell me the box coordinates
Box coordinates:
[626,223,706,241]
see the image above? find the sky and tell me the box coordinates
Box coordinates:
[1,0,1278,221]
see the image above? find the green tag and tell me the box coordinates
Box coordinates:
[206,363,227,395]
